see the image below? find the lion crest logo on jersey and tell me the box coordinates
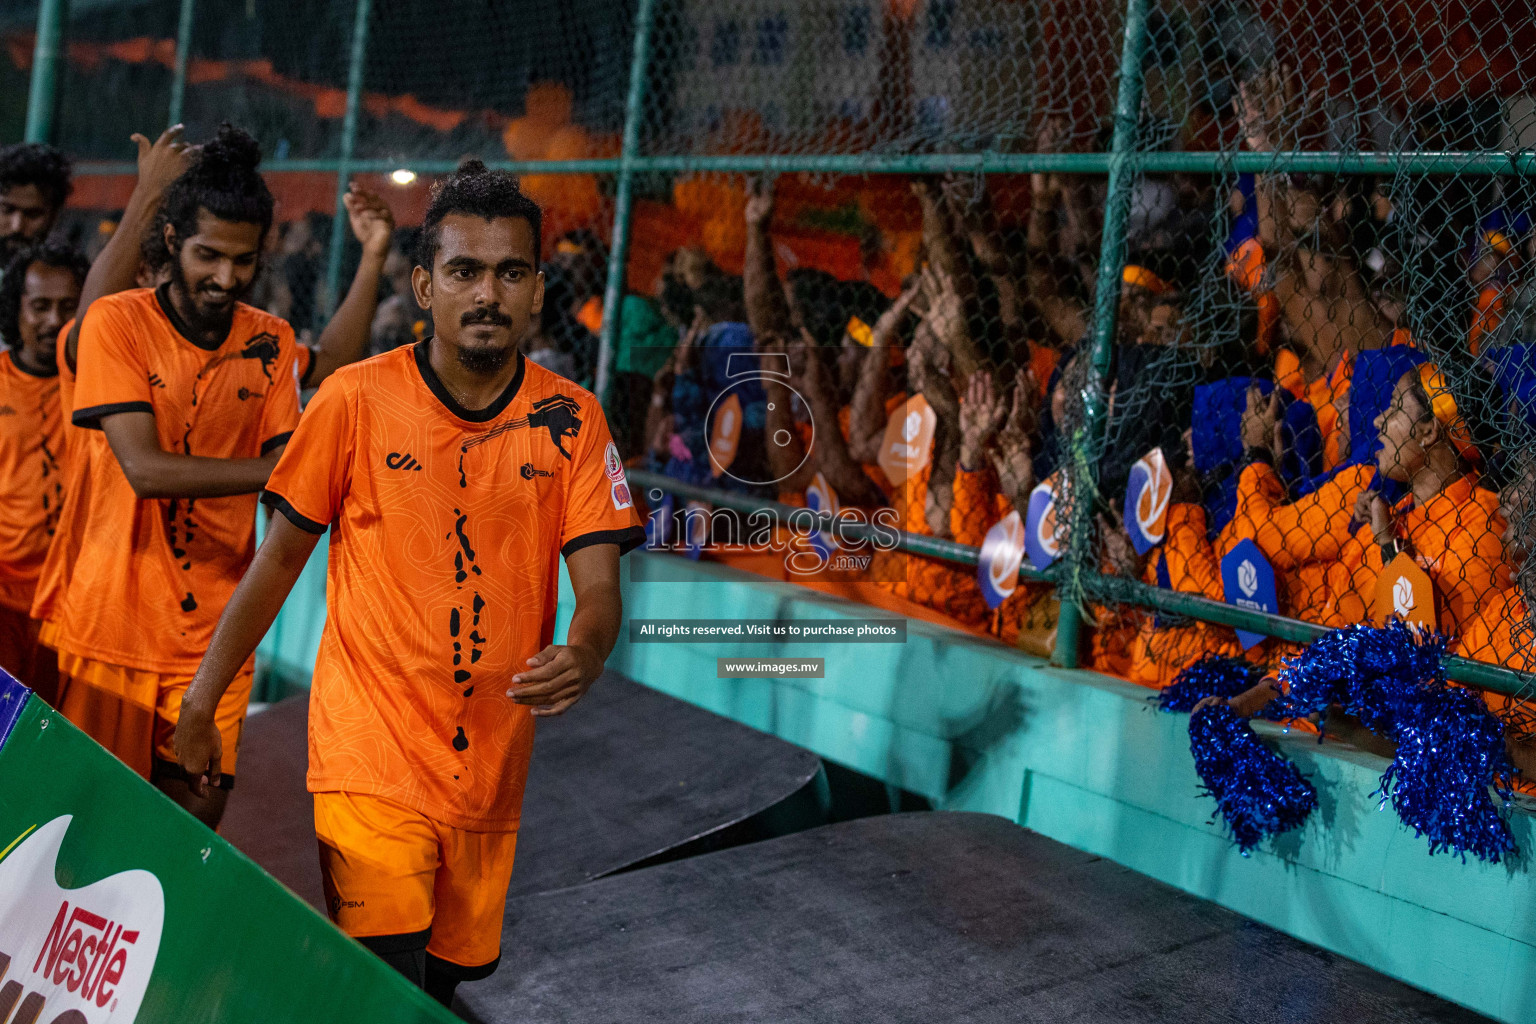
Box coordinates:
[239,332,281,384]
[519,395,583,459]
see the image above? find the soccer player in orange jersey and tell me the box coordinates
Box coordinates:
[175,161,644,1005]
[0,242,86,698]
[50,125,303,827]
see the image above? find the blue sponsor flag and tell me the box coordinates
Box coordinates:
[1221,538,1278,650]
[1024,473,1064,571]
[1123,447,1171,556]
[977,511,1026,610]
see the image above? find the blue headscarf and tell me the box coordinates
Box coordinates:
[1293,345,1427,504]
[1190,376,1320,535]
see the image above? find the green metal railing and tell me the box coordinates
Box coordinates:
[18,0,1535,698]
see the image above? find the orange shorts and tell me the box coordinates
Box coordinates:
[313,791,519,973]
[55,650,253,781]
[0,605,58,706]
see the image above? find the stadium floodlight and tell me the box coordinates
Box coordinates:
[389,168,417,185]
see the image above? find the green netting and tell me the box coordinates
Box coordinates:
[11,0,1536,711]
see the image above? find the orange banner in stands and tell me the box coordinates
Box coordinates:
[708,393,743,478]
[877,394,936,485]
[1375,552,1439,631]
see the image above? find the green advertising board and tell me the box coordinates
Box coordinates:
[0,677,456,1024]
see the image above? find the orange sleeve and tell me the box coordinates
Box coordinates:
[296,344,316,389]
[258,332,304,455]
[1162,503,1221,598]
[1233,462,1369,571]
[1456,589,1529,669]
[559,399,646,556]
[1431,507,1510,636]
[1326,524,1379,627]
[1029,345,1059,402]
[260,374,356,533]
[1274,350,1306,401]
[71,300,153,429]
[950,464,999,547]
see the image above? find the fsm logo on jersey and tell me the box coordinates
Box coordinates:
[0,816,163,1023]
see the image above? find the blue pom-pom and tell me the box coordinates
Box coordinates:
[1280,621,1514,862]
[1188,705,1318,854]
[1280,621,1446,733]
[1380,684,1518,864]
[1157,655,1264,712]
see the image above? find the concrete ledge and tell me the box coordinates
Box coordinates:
[585,552,1536,1023]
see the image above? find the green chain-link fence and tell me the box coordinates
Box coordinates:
[8,0,1536,710]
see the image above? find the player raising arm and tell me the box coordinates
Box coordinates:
[177,160,643,1006]
[50,124,303,827]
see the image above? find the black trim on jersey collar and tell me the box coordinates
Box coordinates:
[7,347,58,378]
[413,338,525,423]
[561,525,647,559]
[73,400,154,430]
[260,490,328,534]
[156,282,231,352]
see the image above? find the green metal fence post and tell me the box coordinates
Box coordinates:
[323,0,373,318]
[1052,0,1151,669]
[167,0,196,127]
[23,0,68,144]
[594,0,660,404]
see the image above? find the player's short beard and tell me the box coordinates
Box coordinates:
[457,344,513,374]
[456,305,516,374]
[169,255,249,336]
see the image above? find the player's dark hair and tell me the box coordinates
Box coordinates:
[157,123,274,251]
[0,241,89,349]
[0,143,72,213]
[417,158,543,270]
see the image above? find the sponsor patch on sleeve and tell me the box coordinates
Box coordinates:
[611,480,633,510]
[604,441,625,482]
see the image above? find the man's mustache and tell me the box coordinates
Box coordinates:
[462,307,513,328]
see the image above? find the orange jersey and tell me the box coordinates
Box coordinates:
[296,343,314,388]
[31,319,101,631]
[1457,586,1531,671]
[1126,504,1246,688]
[262,343,645,831]
[1273,349,1354,470]
[1229,460,1376,624]
[0,349,64,613]
[1324,475,1509,636]
[53,287,302,672]
[950,462,1028,636]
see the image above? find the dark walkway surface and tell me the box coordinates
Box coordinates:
[459,812,1488,1024]
[220,672,823,906]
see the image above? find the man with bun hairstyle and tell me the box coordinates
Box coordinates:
[50,124,303,828]
[176,159,643,1005]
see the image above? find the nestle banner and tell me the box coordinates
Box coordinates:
[0,675,454,1024]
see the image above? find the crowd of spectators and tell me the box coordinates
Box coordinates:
[7,74,1536,756]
